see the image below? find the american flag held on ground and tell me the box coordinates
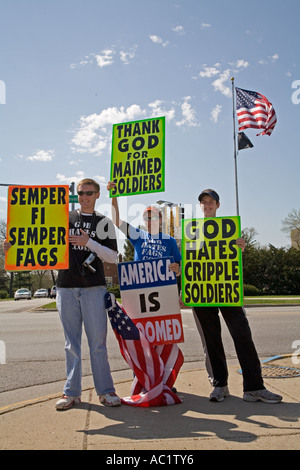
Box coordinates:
[105,292,184,407]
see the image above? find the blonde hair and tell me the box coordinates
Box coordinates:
[77,178,100,193]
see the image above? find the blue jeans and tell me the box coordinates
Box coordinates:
[57,286,115,397]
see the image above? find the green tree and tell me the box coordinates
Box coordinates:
[281,208,300,248]
[0,219,10,293]
[242,237,300,295]
[123,238,134,262]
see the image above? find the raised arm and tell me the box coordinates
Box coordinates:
[107,181,123,228]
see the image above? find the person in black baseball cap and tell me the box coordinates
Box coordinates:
[198,189,221,219]
[191,188,283,404]
[198,189,220,204]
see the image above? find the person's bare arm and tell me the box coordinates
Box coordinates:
[107,181,122,228]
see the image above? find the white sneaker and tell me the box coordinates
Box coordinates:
[55,395,81,410]
[209,386,230,402]
[99,392,121,407]
[243,389,282,404]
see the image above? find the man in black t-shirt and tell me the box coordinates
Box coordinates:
[55,178,121,410]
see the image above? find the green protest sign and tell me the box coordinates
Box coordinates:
[110,116,165,197]
[181,217,244,307]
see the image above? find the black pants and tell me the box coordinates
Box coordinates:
[193,306,264,392]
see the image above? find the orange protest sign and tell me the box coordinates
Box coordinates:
[5,185,69,271]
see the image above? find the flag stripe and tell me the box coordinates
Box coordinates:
[105,292,183,407]
[235,87,277,136]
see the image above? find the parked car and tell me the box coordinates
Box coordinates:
[14,288,32,300]
[50,286,56,299]
[34,288,48,298]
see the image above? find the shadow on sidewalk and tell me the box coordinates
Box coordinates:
[76,390,300,444]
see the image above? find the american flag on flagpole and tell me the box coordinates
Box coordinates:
[235,87,277,136]
[105,292,183,407]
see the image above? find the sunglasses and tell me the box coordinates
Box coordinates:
[77,191,97,196]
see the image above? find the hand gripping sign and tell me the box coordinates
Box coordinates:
[118,257,184,346]
[5,185,69,271]
[182,217,244,307]
[110,116,165,197]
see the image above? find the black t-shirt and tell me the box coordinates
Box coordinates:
[56,210,117,288]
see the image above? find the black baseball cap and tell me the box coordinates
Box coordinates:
[198,189,220,203]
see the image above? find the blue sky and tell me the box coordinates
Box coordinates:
[1,0,299,252]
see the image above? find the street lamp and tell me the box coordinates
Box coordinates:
[69,182,75,211]
[156,199,181,237]
[0,183,24,187]
[156,200,174,207]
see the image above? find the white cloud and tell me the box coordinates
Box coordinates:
[210,104,222,123]
[71,105,147,155]
[96,175,106,183]
[201,23,211,29]
[71,98,199,155]
[70,55,93,69]
[120,46,137,64]
[172,25,185,35]
[56,172,107,188]
[148,99,175,121]
[199,63,221,78]
[176,96,199,127]
[56,171,85,185]
[67,156,83,166]
[71,46,137,69]
[198,60,249,97]
[149,35,169,47]
[212,69,231,97]
[259,53,279,65]
[235,59,249,69]
[24,149,54,162]
[94,49,115,67]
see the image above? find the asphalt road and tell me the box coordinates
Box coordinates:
[0,298,299,395]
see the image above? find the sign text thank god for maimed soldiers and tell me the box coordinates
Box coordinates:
[110,116,165,197]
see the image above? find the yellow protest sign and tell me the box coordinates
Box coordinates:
[110,116,165,197]
[5,185,69,271]
[182,217,243,306]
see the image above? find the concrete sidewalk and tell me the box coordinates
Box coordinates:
[0,362,299,451]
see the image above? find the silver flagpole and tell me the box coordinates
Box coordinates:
[231,77,239,216]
